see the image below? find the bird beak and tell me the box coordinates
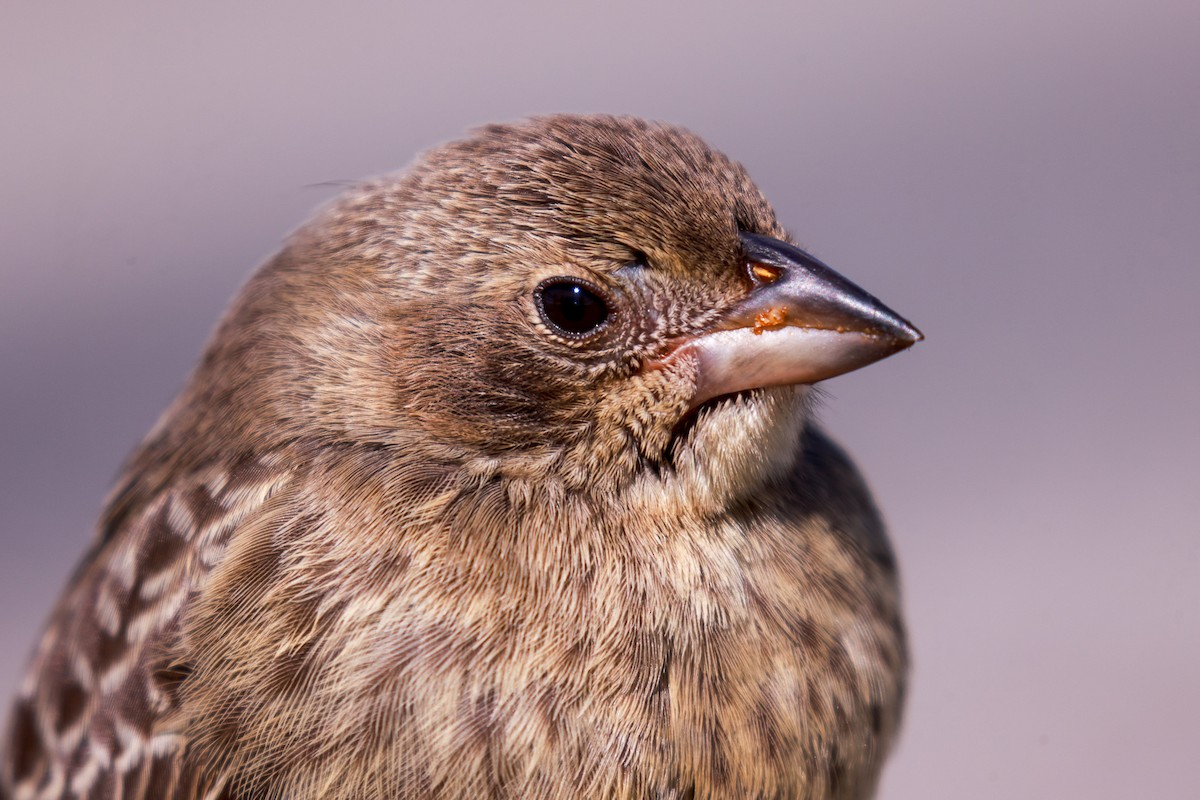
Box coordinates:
[657,232,923,410]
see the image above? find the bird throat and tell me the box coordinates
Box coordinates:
[643,385,810,513]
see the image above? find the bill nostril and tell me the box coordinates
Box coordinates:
[748,261,785,285]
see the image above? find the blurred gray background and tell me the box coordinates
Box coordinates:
[2,1,1197,797]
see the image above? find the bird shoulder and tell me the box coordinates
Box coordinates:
[2,451,295,800]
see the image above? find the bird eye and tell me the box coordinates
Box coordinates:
[535,278,610,337]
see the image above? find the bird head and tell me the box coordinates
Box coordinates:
[157,115,919,510]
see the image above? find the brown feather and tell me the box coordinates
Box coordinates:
[3,115,906,799]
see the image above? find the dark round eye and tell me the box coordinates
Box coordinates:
[536,278,610,337]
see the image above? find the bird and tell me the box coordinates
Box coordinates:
[1,114,921,800]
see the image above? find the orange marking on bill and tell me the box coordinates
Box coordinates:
[753,307,789,335]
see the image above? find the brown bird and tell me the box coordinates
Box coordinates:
[1,115,921,800]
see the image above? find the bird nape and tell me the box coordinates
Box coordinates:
[2,115,921,800]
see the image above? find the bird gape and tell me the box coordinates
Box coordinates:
[2,115,921,800]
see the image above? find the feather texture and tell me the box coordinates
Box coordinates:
[4,454,293,799]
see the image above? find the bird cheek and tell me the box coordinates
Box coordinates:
[598,362,697,462]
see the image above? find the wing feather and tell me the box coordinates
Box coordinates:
[1,454,294,800]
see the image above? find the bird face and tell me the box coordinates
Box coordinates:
[198,116,918,505]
